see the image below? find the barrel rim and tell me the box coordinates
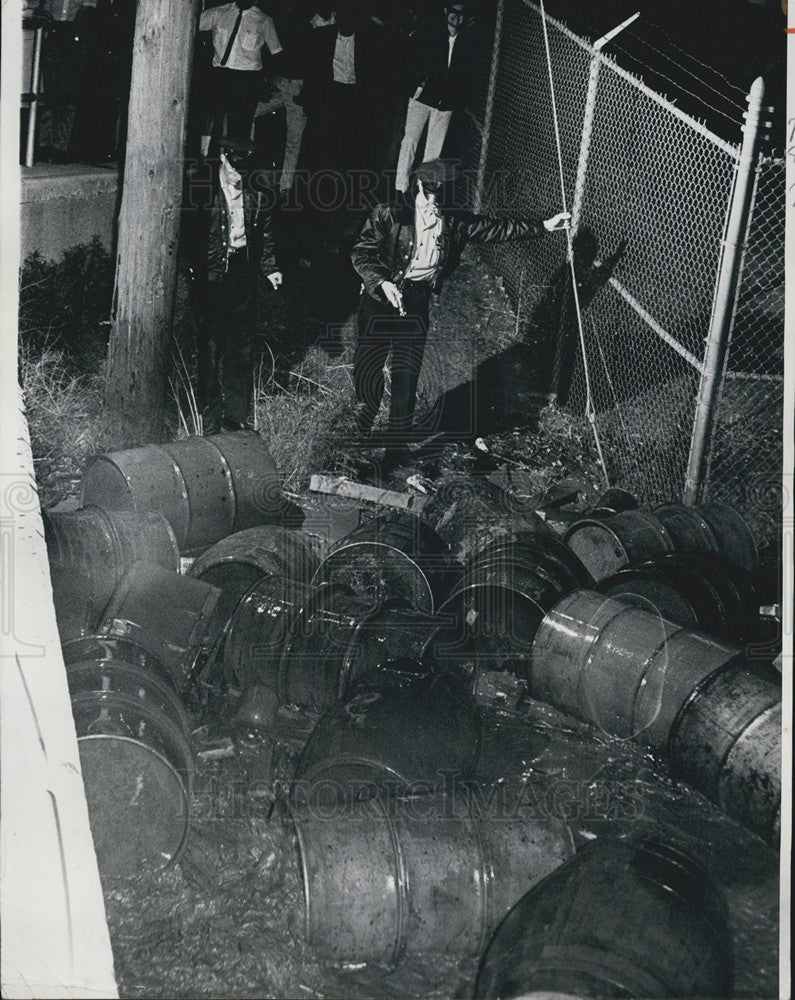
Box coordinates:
[665,656,749,760]
[312,542,436,613]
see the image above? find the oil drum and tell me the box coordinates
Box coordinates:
[696,501,759,574]
[668,661,781,846]
[425,532,592,681]
[223,573,315,689]
[529,590,746,748]
[588,487,638,519]
[81,431,284,552]
[44,506,179,636]
[474,837,733,999]
[311,510,458,613]
[597,551,759,644]
[563,509,675,581]
[70,688,194,879]
[291,659,480,800]
[653,503,720,554]
[97,561,221,690]
[290,790,574,969]
[187,526,320,676]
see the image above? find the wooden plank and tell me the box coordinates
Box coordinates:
[309,474,428,512]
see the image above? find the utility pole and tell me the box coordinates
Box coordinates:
[104,0,198,446]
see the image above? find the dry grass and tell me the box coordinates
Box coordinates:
[19,341,107,507]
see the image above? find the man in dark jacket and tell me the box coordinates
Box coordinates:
[394,3,476,193]
[350,159,569,468]
[185,136,282,433]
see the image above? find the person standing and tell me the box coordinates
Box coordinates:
[394,3,474,195]
[350,159,570,469]
[199,0,284,157]
[185,136,283,433]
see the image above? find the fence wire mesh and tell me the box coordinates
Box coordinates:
[703,154,785,547]
[459,0,783,545]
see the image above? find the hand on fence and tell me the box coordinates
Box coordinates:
[543,212,571,232]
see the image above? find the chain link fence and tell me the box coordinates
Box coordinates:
[455,0,783,545]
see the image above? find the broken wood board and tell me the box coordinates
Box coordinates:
[309,474,428,512]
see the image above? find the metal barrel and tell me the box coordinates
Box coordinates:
[668,661,781,846]
[563,509,675,581]
[529,591,746,749]
[62,634,191,736]
[43,506,180,634]
[653,503,720,553]
[70,688,194,880]
[474,837,733,1000]
[223,574,316,689]
[311,510,459,613]
[81,430,284,553]
[695,501,759,574]
[588,487,638,519]
[419,472,553,565]
[597,551,760,644]
[96,561,221,691]
[187,526,321,678]
[342,601,442,684]
[290,790,574,969]
[291,660,480,800]
[425,533,592,681]
[278,584,379,710]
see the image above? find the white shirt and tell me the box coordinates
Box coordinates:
[448,33,457,68]
[200,3,282,72]
[332,32,356,85]
[403,191,443,283]
[220,155,246,251]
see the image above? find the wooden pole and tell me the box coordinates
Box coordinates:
[104,0,199,446]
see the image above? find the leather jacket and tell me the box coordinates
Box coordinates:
[351,202,545,298]
[185,161,278,283]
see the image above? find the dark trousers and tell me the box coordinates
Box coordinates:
[354,280,431,442]
[195,251,256,426]
[205,67,262,142]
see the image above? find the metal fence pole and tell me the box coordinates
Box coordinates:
[683,76,766,503]
[473,0,504,214]
[570,12,639,236]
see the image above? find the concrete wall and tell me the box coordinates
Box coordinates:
[20,163,119,262]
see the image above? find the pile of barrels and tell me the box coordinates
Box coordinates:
[45,434,780,997]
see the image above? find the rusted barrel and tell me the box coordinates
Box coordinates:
[187,526,320,676]
[474,837,733,1000]
[563,509,675,581]
[529,590,746,749]
[589,487,638,519]
[668,661,781,846]
[653,503,719,554]
[44,506,180,635]
[426,532,592,681]
[290,791,574,969]
[696,501,759,574]
[223,574,315,688]
[68,636,195,879]
[291,660,480,800]
[311,511,458,613]
[598,551,759,644]
[97,561,221,691]
[81,431,284,552]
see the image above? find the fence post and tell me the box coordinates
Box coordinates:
[473,0,503,213]
[683,76,766,504]
[570,13,639,236]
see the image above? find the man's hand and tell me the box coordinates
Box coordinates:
[543,211,571,232]
[381,280,405,313]
[267,271,283,290]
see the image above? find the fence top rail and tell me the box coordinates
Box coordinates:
[523,0,741,160]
